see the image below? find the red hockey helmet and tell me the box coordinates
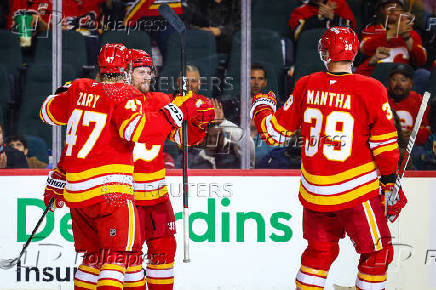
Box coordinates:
[98,43,129,74]
[318,26,359,63]
[129,49,153,69]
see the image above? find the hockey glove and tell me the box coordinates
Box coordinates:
[250,91,277,119]
[380,181,407,222]
[187,95,215,130]
[161,91,194,128]
[44,168,66,211]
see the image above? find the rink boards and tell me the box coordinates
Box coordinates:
[0,169,435,290]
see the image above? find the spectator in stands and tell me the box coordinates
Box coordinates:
[7,135,48,168]
[9,0,51,32]
[222,63,270,125]
[0,124,28,169]
[61,0,106,66]
[216,64,276,168]
[172,65,244,168]
[387,63,431,169]
[387,63,430,145]
[183,0,241,54]
[355,0,428,78]
[251,63,268,96]
[61,0,104,34]
[288,0,356,41]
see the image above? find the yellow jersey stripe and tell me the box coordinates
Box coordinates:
[134,169,166,182]
[126,265,143,272]
[124,281,146,287]
[119,112,141,139]
[147,262,175,270]
[132,115,147,142]
[300,265,328,277]
[260,117,279,145]
[373,143,398,156]
[358,271,387,282]
[126,200,135,251]
[74,280,96,289]
[370,131,398,141]
[146,277,174,284]
[295,281,323,290]
[300,180,379,206]
[101,264,126,272]
[270,115,293,137]
[363,201,382,251]
[45,98,67,125]
[301,161,376,186]
[135,187,168,200]
[67,164,134,181]
[97,279,123,288]
[79,264,100,275]
[65,185,133,202]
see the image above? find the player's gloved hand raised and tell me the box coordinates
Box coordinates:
[185,95,215,130]
[44,168,66,211]
[250,91,277,119]
[380,182,407,222]
[161,91,195,128]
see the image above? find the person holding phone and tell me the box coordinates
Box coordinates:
[356,0,427,76]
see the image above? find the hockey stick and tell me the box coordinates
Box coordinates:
[158,3,190,263]
[387,91,431,222]
[0,199,54,270]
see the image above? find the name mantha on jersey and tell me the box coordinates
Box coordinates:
[254,72,399,212]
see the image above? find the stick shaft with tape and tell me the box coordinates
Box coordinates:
[159,3,190,263]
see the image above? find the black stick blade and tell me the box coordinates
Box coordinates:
[159,3,186,34]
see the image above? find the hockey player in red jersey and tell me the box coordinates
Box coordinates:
[40,43,200,290]
[251,27,407,290]
[126,49,214,290]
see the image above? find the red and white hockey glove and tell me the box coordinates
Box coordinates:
[161,91,195,128]
[380,181,407,222]
[187,95,215,130]
[250,91,277,119]
[44,168,66,211]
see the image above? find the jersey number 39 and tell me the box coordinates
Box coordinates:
[304,108,354,161]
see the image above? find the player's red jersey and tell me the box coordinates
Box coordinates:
[254,72,400,212]
[133,91,172,206]
[356,24,427,76]
[133,91,208,206]
[40,78,173,208]
[388,90,430,145]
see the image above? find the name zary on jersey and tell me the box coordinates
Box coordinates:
[306,90,351,110]
[77,92,100,108]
